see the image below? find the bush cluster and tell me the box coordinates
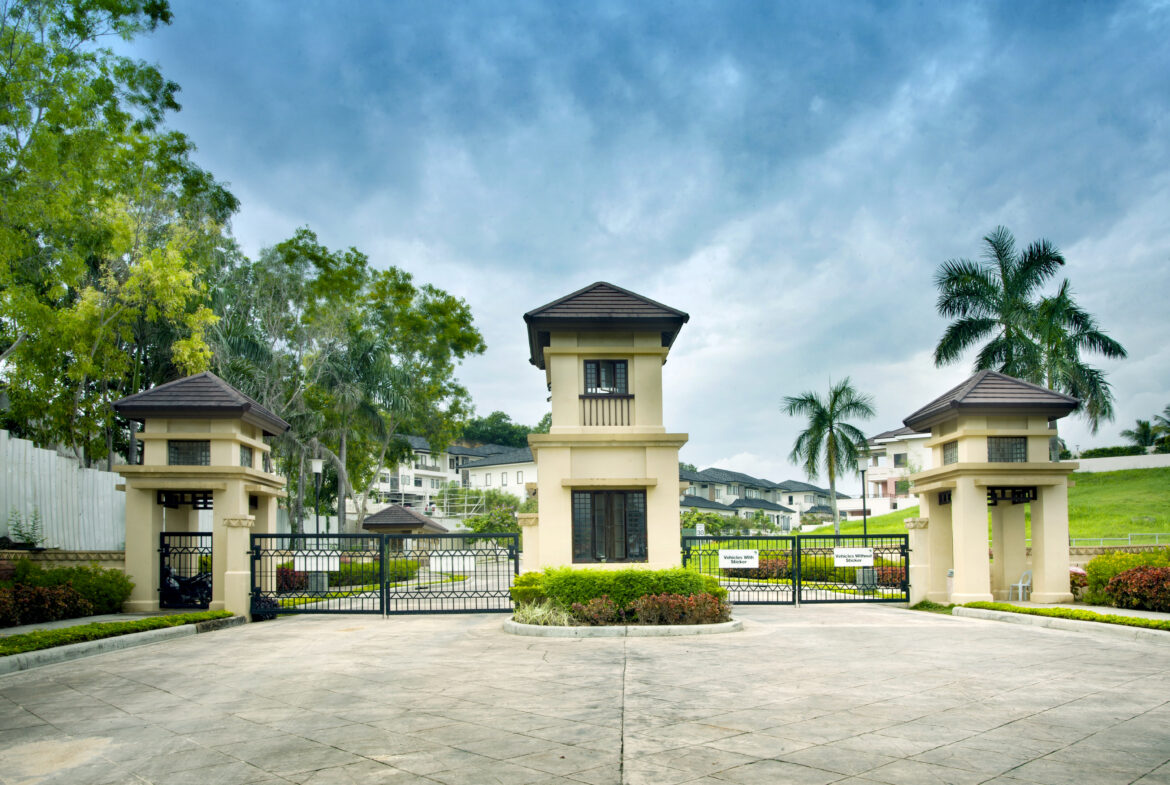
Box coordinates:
[0,611,232,656]
[0,559,134,627]
[1104,566,1170,613]
[511,568,731,626]
[1069,566,1088,595]
[1079,445,1146,458]
[539,567,721,611]
[723,556,790,580]
[1083,549,1170,605]
[274,558,419,592]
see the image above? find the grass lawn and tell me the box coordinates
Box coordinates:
[808,468,1170,541]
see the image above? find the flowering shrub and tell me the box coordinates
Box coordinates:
[631,593,731,625]
[570,595,622,625]
[1083,549,1170,605]
[723,556,790,580]
[1069,566,1088,595]
[1104,566,1170,613]
[276,565,308,592]
[876,565,906,587]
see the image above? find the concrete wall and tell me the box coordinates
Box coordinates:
[1064,454,1170,472]
[0,549,125,572]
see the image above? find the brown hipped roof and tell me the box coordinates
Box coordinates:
[903,370,1078,431]
[113,372,290,436]
[361,505,449,533]
[523,282,689,368]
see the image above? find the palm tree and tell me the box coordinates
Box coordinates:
[782,378,875,534]
[934,227,1126,433]
[1120,419,1157,450]
[1154,405,1170,451]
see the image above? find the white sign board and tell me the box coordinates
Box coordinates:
[293,554,341,572]
[833,547,874,567]
[430,554,477,574]
[695,523,706,536]
[718,549,759,569]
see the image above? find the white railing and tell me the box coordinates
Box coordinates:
[0,429,125,550]
[1024,533,1170,547]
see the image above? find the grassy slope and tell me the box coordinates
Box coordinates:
[808,468,1170,540]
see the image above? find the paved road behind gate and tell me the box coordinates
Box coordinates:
[1,605,1168,785]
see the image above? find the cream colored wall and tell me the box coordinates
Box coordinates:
[530,326,685,571]
[928,414,1056,466]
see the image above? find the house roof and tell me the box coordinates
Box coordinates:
[361,505,449,533]
[401,436,512,458]
[112,372,289,436]
[903,369,1079,431]
[774,479,829,494]
[698,467,778,489]
[867,425,928,445]
[523,282,689,369]
[679,468,711,483]
[680,495,734,512]
[729,498,795,513]
[463,447,534,469]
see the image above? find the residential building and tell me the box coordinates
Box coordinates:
[838,425,932,518]
[463,447,537,502]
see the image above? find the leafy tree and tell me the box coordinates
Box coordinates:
[680,509,741,535]
[933,227,1126,433]
[782,378,875,534]
[0,0,238,463]
[461,411,531,447]
[1154,405,1170,451]
[679,461,698,472]
[532,412,552,434]
[1120,419,1157,449]
[462,506,520,537]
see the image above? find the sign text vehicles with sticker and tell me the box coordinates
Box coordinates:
[718,549,759,569]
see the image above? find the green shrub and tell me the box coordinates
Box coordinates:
[6,559,133,615]
[512,599,573,626]
[963,602,1170,632]
[1079,445,1145,458]
[541,567,707,611]
[700,574,728,601]
[509,572,547,606]
[0,611,232,655]
[1104,566,1170,612]
[1083,549,1170,604]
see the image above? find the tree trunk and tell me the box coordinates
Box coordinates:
[338,431,348,533]
[829,468,840,535]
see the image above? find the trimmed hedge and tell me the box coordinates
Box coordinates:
[0,611,233,656]
[1083,548,1170,605]
[1104,566,1170,613]
[963,602,1170,632]
[275,558,420,591]
[511,568,727,610]
[1079,445,1145,458]
[541,567,710,610]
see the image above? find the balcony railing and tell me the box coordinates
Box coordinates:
[579,394,633,427]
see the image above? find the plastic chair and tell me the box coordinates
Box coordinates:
[1009,570,1032,601]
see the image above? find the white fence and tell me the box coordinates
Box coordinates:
[1064,454,1170,472]
[0,429,125,550]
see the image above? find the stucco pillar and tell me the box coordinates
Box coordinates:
[926,492,954,602]
[518,512,540,574]
[645,447,682,569]
[1030,485,1073,603]
[211,480,248,612]
[999,502,1027,600]
[989,506,1006,598]
[123,487,165,612]
[222,515,256,619]
[905,517,930,605]
[950,476,993,603]
[535,446,573,567]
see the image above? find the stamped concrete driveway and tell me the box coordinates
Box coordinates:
[1,605,1168,785]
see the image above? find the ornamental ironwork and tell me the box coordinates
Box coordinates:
[986,486,1037,506]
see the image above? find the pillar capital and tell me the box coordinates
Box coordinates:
[223,515,256,529]
[904,517,929,530]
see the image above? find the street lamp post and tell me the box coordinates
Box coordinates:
[859,463,869,539]
[310,458,324,534]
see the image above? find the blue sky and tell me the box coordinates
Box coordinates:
[127,1,1170,490]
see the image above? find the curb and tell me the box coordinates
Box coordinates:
[0,616,249,676]
[952,607,1170,644]
[502,618,743,638]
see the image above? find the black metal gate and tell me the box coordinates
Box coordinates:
[249,532,519,616]
[682,534,909,605]
[159,532,212,609]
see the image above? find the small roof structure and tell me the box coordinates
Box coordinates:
[113,371,289,436]
[463,447,533,468]
[903,370,1078,431]
[523,282,690,369]
[680,495,734,512]
[361,505,449,534]
[729,498,795,513]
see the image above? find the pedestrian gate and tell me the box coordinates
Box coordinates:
[681,534,909,605]
[250,533,519,616]
[159,532,213,609]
